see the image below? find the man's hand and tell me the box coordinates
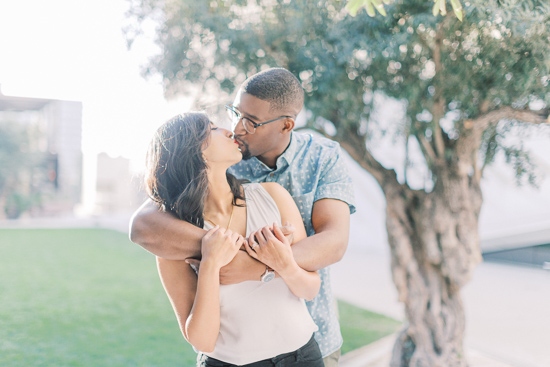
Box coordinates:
[219,250,265,284]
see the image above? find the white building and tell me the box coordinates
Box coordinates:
[0,90,82,216]
[93,152,145,215]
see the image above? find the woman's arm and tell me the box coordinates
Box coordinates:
[244,183,321,301]
[260,182,307,245]
[157,226,243,353]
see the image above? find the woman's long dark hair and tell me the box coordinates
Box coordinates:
[145,112,245,227]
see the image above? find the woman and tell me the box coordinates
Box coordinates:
[144,112,323,366]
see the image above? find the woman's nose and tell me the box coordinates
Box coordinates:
[224,128,234,138]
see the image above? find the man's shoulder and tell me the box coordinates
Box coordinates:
[293,131,341,155]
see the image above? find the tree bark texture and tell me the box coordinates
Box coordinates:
[385,165,483,367]
[333,110,547,367]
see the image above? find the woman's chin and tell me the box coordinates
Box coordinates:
[233,153,243,164]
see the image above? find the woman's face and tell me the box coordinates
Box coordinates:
[202,122,242,167]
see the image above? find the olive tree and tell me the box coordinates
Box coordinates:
[125,0,550,365]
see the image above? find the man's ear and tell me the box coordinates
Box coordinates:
[281,117,295,134]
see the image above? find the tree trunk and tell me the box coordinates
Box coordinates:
[386,167,483,367]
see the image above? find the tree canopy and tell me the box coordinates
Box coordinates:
[126,0,549,188]
[346,0,464,21]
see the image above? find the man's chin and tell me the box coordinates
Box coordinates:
[237,142,252,160]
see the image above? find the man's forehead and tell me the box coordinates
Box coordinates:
[233,92,271,118]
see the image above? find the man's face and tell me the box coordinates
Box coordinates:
[232,91,285,161]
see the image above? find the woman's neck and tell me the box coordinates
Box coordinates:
[204,168,233,215]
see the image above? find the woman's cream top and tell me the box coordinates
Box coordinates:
[202,183,318,365]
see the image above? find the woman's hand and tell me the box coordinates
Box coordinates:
[244,223,297,275]
[201,226,244,270]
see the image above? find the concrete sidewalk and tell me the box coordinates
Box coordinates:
[339,333,516,367]
[0,213,132,233]
[332,246,550,367]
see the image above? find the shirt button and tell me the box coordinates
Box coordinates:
[270,173,275,177]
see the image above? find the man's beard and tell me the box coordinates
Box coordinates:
[237,139,252,160]
[241,148,252,160]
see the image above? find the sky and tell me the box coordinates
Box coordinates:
[2,0,550,231]
[0,0,190,172]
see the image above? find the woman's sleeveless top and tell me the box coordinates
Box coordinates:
[202,183,318,365]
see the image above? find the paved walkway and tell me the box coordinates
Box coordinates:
[339,333,516,367]
[0,213,132,233]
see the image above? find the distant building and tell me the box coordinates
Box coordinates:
[0,90,82,217]
[93,153,145,215]
[478,135,550,268]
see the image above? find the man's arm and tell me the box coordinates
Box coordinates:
[291,198,351,272]
[218,198,350,282]
[129,199,206,260]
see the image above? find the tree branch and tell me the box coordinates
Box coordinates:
[302,114,402,188]
[431,21,447,159]
[457,106,549,178]
[414,126,437,167]
[471,106,550,133]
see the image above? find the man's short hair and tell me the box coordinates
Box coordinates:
[241,68,304,113]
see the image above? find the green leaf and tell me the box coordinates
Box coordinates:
[366,0,376,17]
[345,0,364,17]
[440,0,447,16]
[433,0,441,17]
[373,0,387,16]
[450,0,464,21]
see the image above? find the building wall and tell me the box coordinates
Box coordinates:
[43,100,83,204]
[0,93,83,216]
[95,153,144,215]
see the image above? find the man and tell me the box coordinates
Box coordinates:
[130,67,355,366]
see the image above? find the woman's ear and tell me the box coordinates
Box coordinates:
[281,117,295,134]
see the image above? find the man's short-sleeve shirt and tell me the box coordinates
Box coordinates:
[229,131,356,357]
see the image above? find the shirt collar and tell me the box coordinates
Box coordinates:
[276,131,298,169]
[248,132,297,175]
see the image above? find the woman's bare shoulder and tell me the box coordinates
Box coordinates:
[258,182,289,199]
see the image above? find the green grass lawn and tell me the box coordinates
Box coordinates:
[0,228,401,366]
[338,300,402,355]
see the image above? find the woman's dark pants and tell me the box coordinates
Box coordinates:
[197,335,324,367]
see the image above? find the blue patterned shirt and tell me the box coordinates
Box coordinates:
[229,131,356,357]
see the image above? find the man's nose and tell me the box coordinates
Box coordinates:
[233,118,246,135]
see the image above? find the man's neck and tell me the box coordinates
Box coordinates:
[256,135,292,169]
